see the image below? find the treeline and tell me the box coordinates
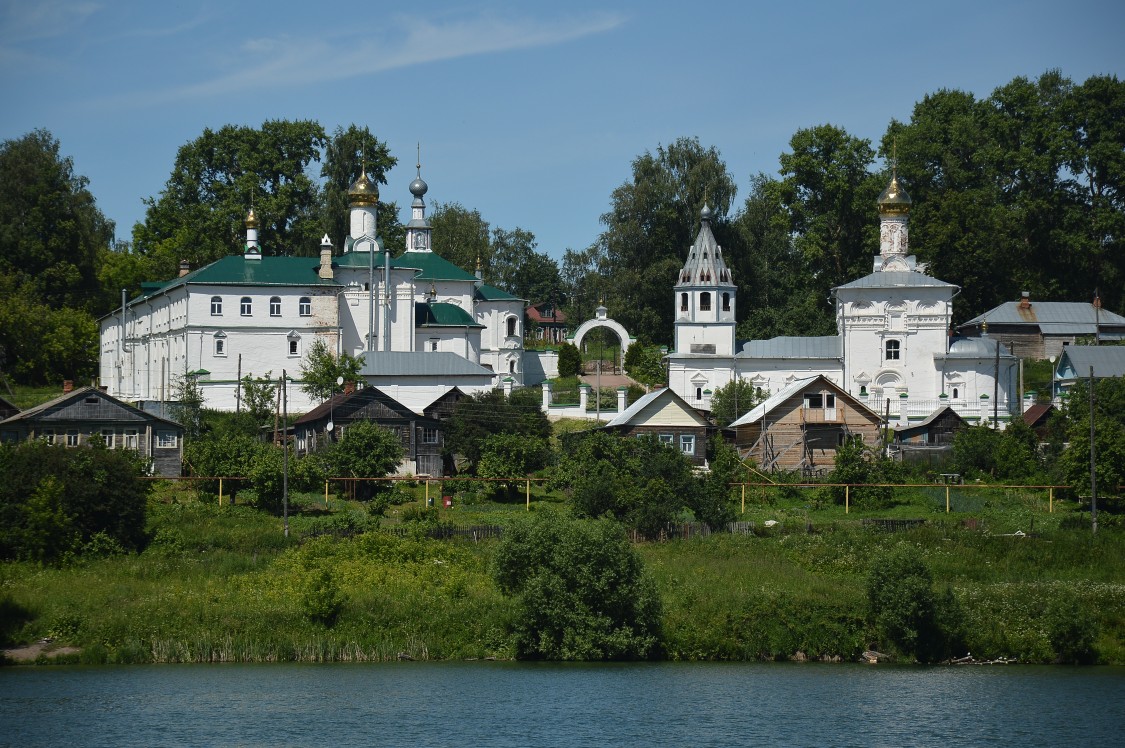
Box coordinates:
[2,71,1121,385]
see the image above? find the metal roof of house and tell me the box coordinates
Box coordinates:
[603,387,708,428]
[962,301,1125,330]
[835,271,956,291]
[0,387,182,428]
[935,336,1015,360]
[358,351,495,378]
[392,251,479,282]
[894,405,964,434]
[183,255,340,287]
[728,375,880,427]
[1057,346,1125,380]
[475,283,522,302]
[415,302,484,328]
[740,336,842,359]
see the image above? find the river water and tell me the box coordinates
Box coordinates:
[1,662,1122,747]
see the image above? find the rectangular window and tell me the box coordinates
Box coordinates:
[124,430,138,450]
[299,297,311,316]
[422,427,439,445]
[211,296,222,316]
[66,429,80,447]
[156,431,177,449]
[270,297,282,317]
[658,433,674,447]
[804,394,824,409]
[102,429,116,449]
[289,339,299,356]
[43,430,55,445]
[215,338,226,356]
[429,339,439,352]
[241,297,252,316]
[680,434,695,455]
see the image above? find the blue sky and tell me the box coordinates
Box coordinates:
[2,0,1123,261]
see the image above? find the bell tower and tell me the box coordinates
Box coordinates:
[673,205,736,357]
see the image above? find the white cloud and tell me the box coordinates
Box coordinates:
[112,11,625,106]
[0,0,100,42]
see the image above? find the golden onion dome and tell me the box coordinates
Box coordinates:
[877,174,911,213]
[348,169,379,207]
[245,207,259,229]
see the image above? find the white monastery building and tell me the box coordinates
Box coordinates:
[667,173,1019,426]
[99,164,525,413]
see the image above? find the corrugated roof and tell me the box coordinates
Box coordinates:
[894,405,964,433]
[935,336,1014,359]
[358,351,495,377]
[415,302,483,328]
[729,377,819,427]
[393,251,478,282]
[835,271,956,291]
[0,387,182,428]
[740,336,842,359]
[1058,346,1125,379]
[963,301,1125,328]
[185,255,340,287]
[603,388,707,428]
[475,283,522,302]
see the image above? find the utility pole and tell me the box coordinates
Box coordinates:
[1089,366,1097,535]
[282,370,289,539]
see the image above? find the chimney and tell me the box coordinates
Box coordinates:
[319,235,334,280]
[179,260,191,277]
[343,380,355,396]
[63,380,74,394]
[1019,291,1031,309]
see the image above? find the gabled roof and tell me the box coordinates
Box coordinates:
[740,336,841,359]
[0,387,182,429]
[835,271,956,291]
[527,302,567,324]
[1057,345,1125,380]
[294,386,422,425]
[603,387,710,428]
[894,405,965,434]
[415,302,484,328]
[1023,403,1055,428]
[358,351,495,378]
[962,301,1125,330]
[392,251,478,282]
[729,375,880,427]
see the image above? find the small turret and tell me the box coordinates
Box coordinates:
[244,208,261,260]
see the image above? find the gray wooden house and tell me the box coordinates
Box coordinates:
[294,386,465,476]
[728,376,882,474]
[0,386,184,476]
[959,294,1125,360]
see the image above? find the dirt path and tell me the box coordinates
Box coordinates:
[2,639,80,663]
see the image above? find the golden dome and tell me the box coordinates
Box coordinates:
[245,207,259,228]
[348,169,379,207]
[878,174,911,214]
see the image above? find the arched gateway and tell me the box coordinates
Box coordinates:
[569,305,636,357]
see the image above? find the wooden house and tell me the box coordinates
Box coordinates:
[598,387,715,466]
[959,293,1125,360]
[0,395,19,421]
[728,376,881,474]
[294,386,466,476]
[894,406,965,445]
[0,386,184,476]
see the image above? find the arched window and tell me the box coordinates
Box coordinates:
[210,296,222,316]
[700,292,711,311]
[953,387,959,399]
[506,317,517,338]
[299,297,311,316]
[509,360,516,373]
[722,292,730,312]
[214,331,227,357]
[287,332,301,356]
[269,296,281,317]
[240,297,252,316]
[680,293,688,312]
[695,387,703,401]
[885,339,900,360]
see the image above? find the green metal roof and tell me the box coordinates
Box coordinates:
[475,282,522,302]
[415,302,483,328]
[393,251,478,282]
[185,255,340,287]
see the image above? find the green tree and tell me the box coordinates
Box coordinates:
[168,372,204,439]
[709,379,766,427]
[319,124,402,253]
[492,512,662,660]
[301,567,346,627]
[622,343,666,387]
[134,120,328,277]
[559,244,608,324]
[240,373,277,428]
[325,421,404,502]
[476,433,550,500]
[951,424,1039,480]
[0,441,149,561]
[867,545,961,662]
[1057,376,1125,495]
[556,342,582,378]
[429,202,491,275]
[299,338,362,403]
[597,137,738,344]
[822,438,901,509]
[447,389,551,473]
[0,129,114,312]
[489,227,561,302]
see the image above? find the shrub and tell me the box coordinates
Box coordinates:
[301,568,345,627]
[493,512,662,660]
[1044,596,1099,664]
[557,342,582,378]
[866,545,960,662]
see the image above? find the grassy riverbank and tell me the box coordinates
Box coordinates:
[2,488,1123,665]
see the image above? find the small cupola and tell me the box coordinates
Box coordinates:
[348,168,379,207]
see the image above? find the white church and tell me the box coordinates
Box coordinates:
[99,164,525,413]
[667,172,1019,426]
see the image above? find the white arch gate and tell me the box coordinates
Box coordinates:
[569,305,636,358]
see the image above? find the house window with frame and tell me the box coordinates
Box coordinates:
[885,339,901,360]
[42,430,55,445]
[66,429,80,447]
[658,433,674,447]
[422,427,439,445]
[680,434,696,455]
[157,431,177,449]
[700,292,711,311]
[240,297,252,316]
[211,296,223,316]
[270,296,282,317]
[124,430,138,450]
[101,429,116,449]
[299,297,311,316]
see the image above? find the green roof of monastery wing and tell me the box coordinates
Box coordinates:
[181,255,341,286]
[333,250,392,268]
[415,302,484,328]
[475,283,521,302]
[393,252,478,282]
